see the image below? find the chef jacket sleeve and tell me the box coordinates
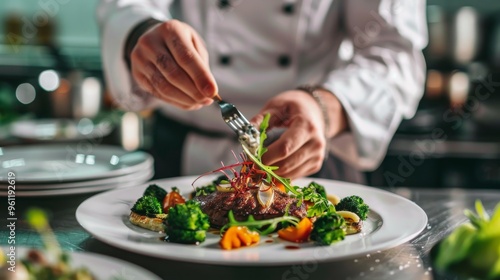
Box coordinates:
[322,0,428,171]
[97,0,173,111]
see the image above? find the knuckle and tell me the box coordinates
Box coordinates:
[279,140,293,156]
[150,71,167,88]
[312,138,325,150]
[176,47,196,64]
[156,53,173,69]
[137,34,153,49]
[156,54,181,79]
[162,19,180,33]
[130,48,141,63]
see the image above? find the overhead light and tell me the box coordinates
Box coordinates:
[38,70,60,91]
[15,83,36,104]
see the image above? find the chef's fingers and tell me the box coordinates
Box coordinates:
[273,140,324,178]
[132,66,154,93]
[154,48,212,104]
[163,20,218,98]
[192,32,209,65]
[262,116,312,165]
[251,107,288,129]
[278,157,324,180]
[146,65,205,110]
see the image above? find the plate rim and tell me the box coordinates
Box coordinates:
[1,163,153,190]
[0,144,153,183]
[0,170,153,197]
[76,176,428,266]
[10,118,113,142]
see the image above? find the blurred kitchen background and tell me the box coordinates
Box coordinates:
[0,0,499,189]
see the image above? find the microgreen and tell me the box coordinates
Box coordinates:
[220,210,300,236]
[296,183,335,217]
[257,113,270,161]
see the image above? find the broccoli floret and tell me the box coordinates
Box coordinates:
[131,195,162,217]
[308,182,327,199]
[335,195,369,220]
[167,200,210,231]
[310,213,346,245]
[143,184,167,202]
[166,200,210,244]
[166,228,207,244]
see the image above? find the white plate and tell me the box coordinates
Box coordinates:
[7,247,160,280]
[0,144,153,183]
[0,162,152,190]
[0,170,153,197]
[76,176,428,266]
[10,119,113,142]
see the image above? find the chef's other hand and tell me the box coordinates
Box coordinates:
[251,90,347,179]
[131,20,218,110]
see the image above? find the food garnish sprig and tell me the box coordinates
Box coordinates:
[220,210,300,236]
[241,113,299,195]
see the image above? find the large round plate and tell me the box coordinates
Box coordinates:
[9,247,161,280]
[0,144,152,183]
[76,177,427,266]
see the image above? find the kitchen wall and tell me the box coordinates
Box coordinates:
[0,0,100,47]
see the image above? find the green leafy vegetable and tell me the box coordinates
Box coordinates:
[295,182,335,217]
[335,195,369,221]
[143,184,167,202]
[242,142,298,195]
[308,182,327,199]
[131,195,162,217]
[220,210,300,235]
[166,228,207,244]
[166,200,210,244]
[257,113,270,161]
[433,200,500,279]
[310,212,346,245]
[167,200,210,231]
[243,113,298,194]
[194,175,226,197]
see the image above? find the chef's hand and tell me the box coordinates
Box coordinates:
[251,90,347,179]
[130,20,218,110]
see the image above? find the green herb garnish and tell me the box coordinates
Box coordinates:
[220,210,300,235]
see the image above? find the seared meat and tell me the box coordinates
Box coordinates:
[193,188,307,227]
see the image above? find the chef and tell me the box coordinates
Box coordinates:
[97,0,427,182]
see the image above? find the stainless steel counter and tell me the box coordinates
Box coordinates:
[1,187,499,280]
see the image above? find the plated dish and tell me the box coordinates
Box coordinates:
[76,176,427,265]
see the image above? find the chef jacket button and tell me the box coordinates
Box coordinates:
[278,55,291,68]
[219,55,231,66]
[219,0,231,9]
[282,3,295,15]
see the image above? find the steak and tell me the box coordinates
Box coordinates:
[193,188,307,228]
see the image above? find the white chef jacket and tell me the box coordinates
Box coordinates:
[97,0,427,176]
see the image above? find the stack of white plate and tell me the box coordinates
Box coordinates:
[0,144,154,197]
